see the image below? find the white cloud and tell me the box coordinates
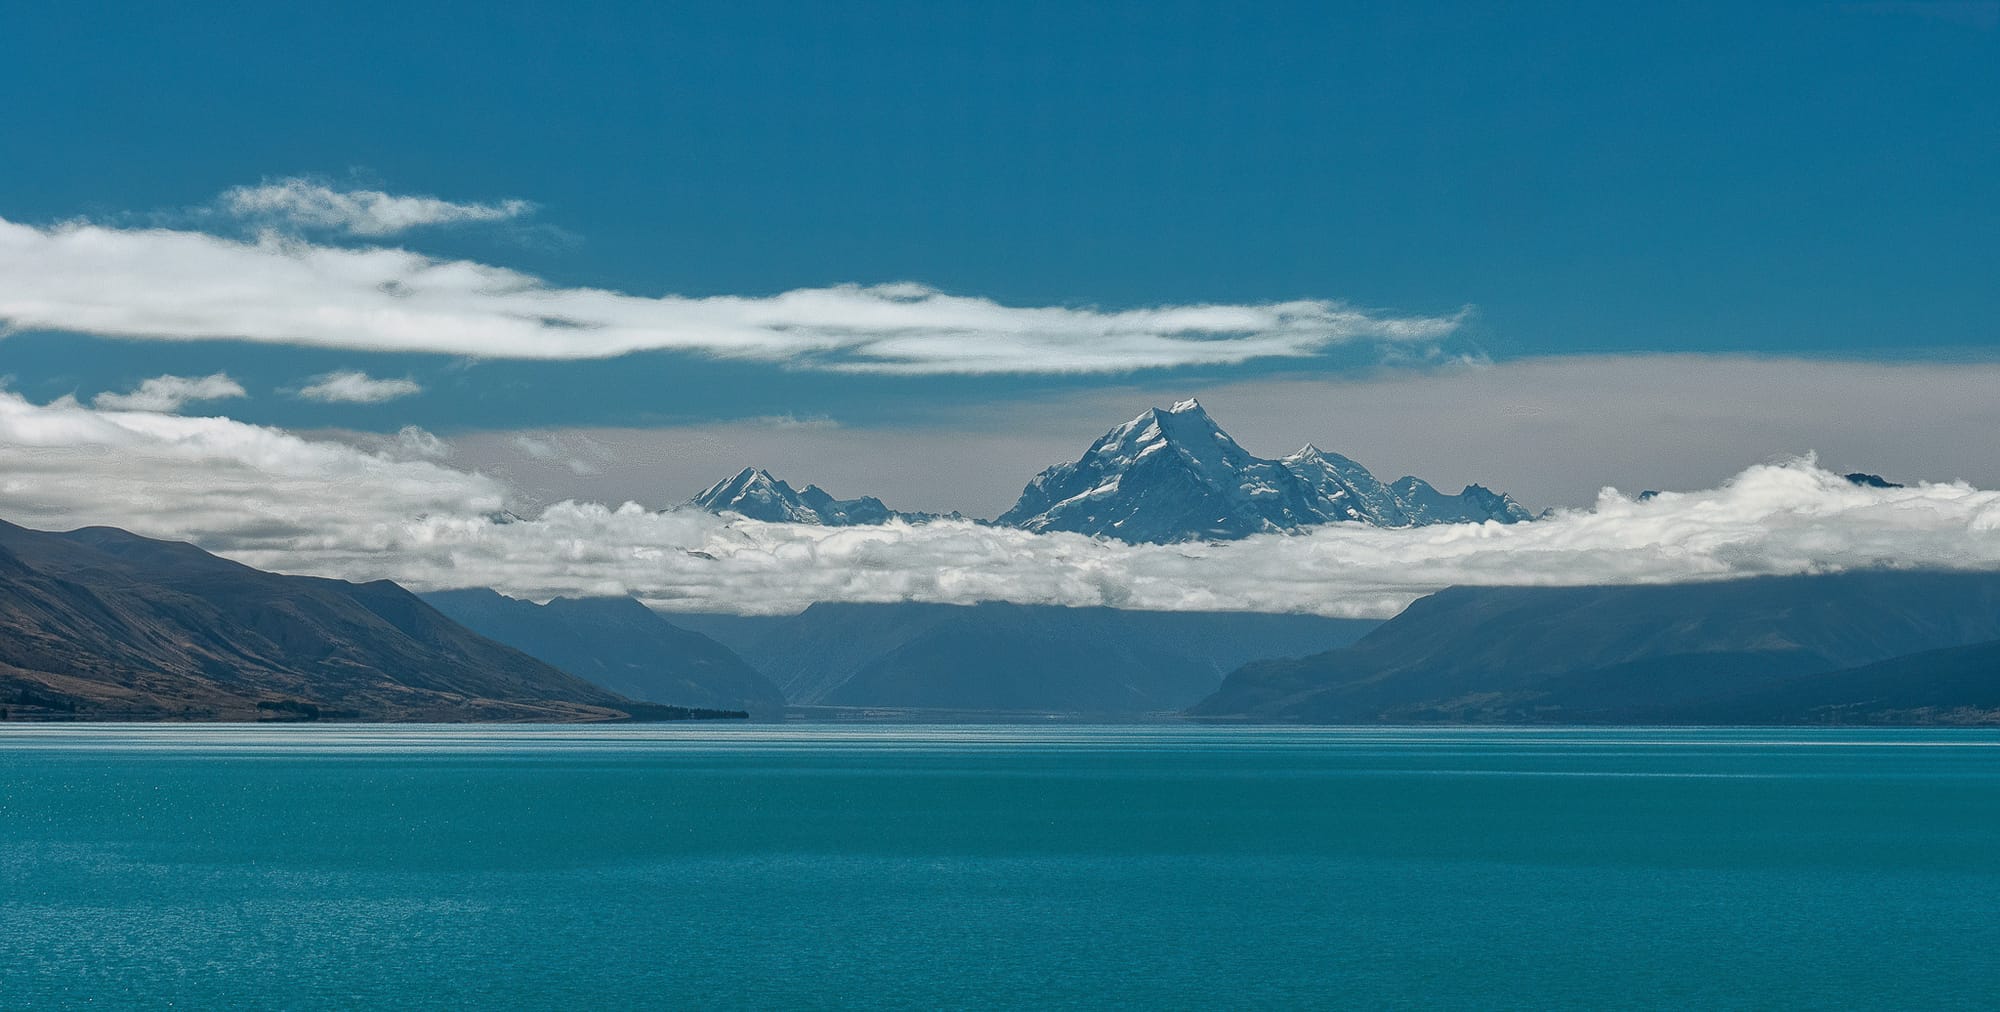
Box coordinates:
[296,370,423,403]
[315,424,454,462]
[0,214,1461,374]
[389,425,452,460]
[3,391,1999,618]
[91,372,248,413]
[0,392,506,550]
[220,178,534,236]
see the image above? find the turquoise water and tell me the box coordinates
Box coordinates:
[3,726,1997,1009]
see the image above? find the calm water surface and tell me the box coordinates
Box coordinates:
[2,724,1997,1009]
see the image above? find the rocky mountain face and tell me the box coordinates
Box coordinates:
[1189,570,2000,724]
[996,399,1330,543]
[996,399,1532,543]
[0,519,693,722]
[421,589,786,716]
[682,400,1529,543]
[686,467,937,526]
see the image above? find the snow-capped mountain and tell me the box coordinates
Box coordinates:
[686,467,934,525]
[685,401,1530,541]
[996,399,1330,542]
[996,399,1532,543]
[1280,444,1413,524]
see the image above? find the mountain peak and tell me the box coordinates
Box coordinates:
[690,467,796,511]
[685,468,932,527]
[720,466,767,483]
[1145,399,1223,438]
[710,466,782,492]
[998,401,1535,542]
[693,402,1533,543]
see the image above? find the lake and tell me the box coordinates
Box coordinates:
[3,725,1996,1008]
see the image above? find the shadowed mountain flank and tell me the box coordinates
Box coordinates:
[1192,571,2000,724]
[0,519,718,722]
[422,589,786,716]
[670,601,1379,714]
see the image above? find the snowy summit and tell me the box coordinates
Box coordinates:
[996,400,1532,543]
[685,401,1530,542]
[687,468,931,526]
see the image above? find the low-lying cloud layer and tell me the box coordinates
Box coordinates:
[0,209,1458,374]
[3,392,1997,618]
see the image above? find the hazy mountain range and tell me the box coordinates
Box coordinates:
[680,399,1532,543]
[421,589,787,716]
[670,602,1378,714]
[1190,571,2000,724]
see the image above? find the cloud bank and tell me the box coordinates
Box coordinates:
[0,213,1459,374]
[220,179,535,236]
[296,370,423,403]
[3,392,1998,617]
[90,372,249,413]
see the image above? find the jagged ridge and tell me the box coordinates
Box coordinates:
[681,400,1531,543]
[686,467,938,526]
[997,399,1532,543]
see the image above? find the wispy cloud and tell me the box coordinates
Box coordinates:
[219,178,535,236]
[3,390,1998,617]
[509,432,613,475]
[0,213,1462,374]
[296,370,423,403]
[91,372,248,413]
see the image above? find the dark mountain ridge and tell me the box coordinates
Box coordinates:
[670,601,1380,714]
[1679,637,2000,724]
[421,589,786,716]
[0,519,718,722]
[1192,570,2000,724]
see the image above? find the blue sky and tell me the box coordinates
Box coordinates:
[1,1,1997,512]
